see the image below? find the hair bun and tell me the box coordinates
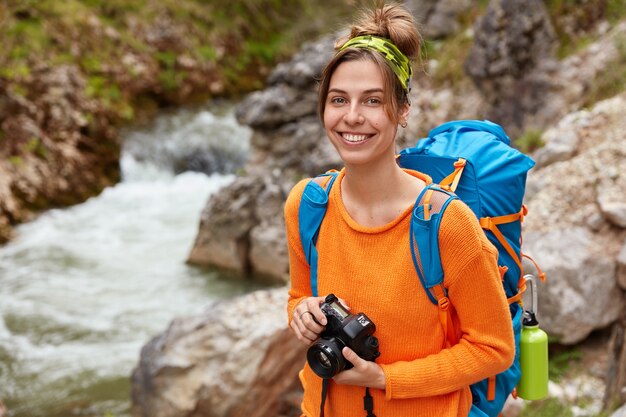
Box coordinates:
[338,3,421,60]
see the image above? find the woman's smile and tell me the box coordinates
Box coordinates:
[340,132,375,144]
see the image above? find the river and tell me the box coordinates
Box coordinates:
[0,103,264,417]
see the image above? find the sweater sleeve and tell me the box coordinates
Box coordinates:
[284,179,314,325]
[380,199,515,399]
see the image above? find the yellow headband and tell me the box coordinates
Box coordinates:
[339,35,412,93]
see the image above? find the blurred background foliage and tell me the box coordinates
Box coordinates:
[0,0,355,124]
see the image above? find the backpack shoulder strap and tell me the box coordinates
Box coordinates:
[298,171,339,297]
[410,183,459,346]
[410,183,458,303]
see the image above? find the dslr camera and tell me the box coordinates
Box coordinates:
[306,294,380,378]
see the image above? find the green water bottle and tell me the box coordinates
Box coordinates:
[517,275,549,401]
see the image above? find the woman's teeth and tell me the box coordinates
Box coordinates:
[343,133,369,143]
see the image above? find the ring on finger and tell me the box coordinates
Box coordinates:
[299,310,313,320]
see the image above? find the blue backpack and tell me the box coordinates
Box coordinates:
[297,120,544,417]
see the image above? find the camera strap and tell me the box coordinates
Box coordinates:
[364,388,376,417]
[319,378,330,417]
[318,380,377,417]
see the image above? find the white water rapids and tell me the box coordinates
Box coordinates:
[0,103,263,417]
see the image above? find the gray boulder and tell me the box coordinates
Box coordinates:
[131,287,306,417]
[465,0,558,136]
[523,228,623,344]
[523,93,626,344]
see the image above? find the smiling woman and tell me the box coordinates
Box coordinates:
[283,3,515,417]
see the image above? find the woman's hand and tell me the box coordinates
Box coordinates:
[290,296,351,346]
[290,297,328,346]
[333,347,386,390]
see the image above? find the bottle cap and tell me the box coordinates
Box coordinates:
[523,310,539,326]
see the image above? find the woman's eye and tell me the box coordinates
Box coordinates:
[330,97,346,104]
[365,97,382,105]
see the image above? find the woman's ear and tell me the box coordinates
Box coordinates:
[399,102,410,125]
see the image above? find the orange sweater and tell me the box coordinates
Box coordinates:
[285,169,515,417]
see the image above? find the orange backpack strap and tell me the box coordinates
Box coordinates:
[479,205,527,281]
[431,284,458,347]
[440,158,466,192]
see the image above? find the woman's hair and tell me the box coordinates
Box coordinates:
[318,2,422,123]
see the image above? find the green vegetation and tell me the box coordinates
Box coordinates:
[25,137,48,159]
[424,1,490,86]
[8,156,23,167]
[546,0,626,58]
[0,0,355,123]
[548,345,583,382]
[607,0,626,22]
[520,398,574,417]
[583,33,626,107]
[426,31,475,87]
[517,129,545,154]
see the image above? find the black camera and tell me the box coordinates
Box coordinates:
[306,294,380,378]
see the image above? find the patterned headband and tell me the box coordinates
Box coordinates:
[339,35,413,93]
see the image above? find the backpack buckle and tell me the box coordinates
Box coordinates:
[438,297,450,311]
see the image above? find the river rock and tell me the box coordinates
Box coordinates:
[532,111,587,169]
[248,180,290,279]
[235,84,319,130]
[468,12,626,138]
[522,93,626,345]
[131,287,306,417]
[234,36,335,130]
[188,176,264,276]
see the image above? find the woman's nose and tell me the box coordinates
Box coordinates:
[343,104,364,125]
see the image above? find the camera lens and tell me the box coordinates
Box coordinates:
[317,352,332,368]
[307,338,345,378]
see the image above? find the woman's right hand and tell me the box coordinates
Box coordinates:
[290,296,352,346]
[290,297,329,346]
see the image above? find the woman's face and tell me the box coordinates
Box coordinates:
[323,59,407,168]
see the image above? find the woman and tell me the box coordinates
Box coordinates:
[284,3,514,416]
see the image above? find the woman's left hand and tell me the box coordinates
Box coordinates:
[332,347,386,390]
